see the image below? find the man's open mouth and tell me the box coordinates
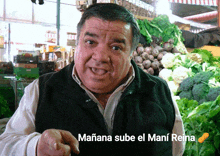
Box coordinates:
[91,67,108,75]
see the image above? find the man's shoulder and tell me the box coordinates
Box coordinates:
[39,71,56,84]
[38,63,72,86]
[138,68,168,88]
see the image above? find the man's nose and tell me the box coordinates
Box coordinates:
[92,45,110,63]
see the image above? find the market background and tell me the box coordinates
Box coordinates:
[0,0,220,155]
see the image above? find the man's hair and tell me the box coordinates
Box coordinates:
[76,3,140,53]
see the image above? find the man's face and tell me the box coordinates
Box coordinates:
[74,17,133,94]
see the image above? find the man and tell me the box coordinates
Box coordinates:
[0,3,185,156]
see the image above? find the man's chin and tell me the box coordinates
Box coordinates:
[85,84,114,94]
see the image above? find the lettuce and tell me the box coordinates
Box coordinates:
[176,96,220,155]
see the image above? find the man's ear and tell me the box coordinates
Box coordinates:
[74,46,78,59]
[129,55,132,61]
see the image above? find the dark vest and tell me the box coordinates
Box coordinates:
[36,60,175,156]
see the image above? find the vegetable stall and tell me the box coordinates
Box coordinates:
[133,15,220,156]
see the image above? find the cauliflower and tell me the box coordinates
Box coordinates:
[161,53,176,68]
[172,54,184,67]
[186,53,203,64]
[159,68,173,82]
[172,66,192,84]
[208,78,220,88]
[180,55,187,63]
[173,58,182,67]
[167,81,179,95]
[207,66,218,71]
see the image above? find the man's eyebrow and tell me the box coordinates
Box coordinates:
[84,32,99,38]
[84,32,126,44]
[113,38,126,44]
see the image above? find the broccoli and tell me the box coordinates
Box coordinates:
[179,77,194,91]
[206,87,220,101]
[179,90,193,100]
[198,98,207,105]
[193,71,214,84]
[192,83,210,102]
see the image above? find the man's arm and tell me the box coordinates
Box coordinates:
[0,79,41,156]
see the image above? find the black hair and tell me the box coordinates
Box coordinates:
[76,3,140,53]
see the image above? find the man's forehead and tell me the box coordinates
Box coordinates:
[83,17,131,31]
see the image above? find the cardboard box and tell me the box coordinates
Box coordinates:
[14,67,39,78]
[14,55,38,64]
[14,63,38,68]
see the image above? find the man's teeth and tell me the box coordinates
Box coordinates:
[91,68,107,75]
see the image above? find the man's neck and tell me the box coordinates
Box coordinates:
[93,93,111,109]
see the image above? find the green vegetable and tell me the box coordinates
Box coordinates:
[177,96,220,156]
[137,20,152,44]
[213,72,220,83]
[206,87,220,102]
[136,15,187,53]
[176,98,198,120]
[198,98,208,105]
[167,76,173,81]
[186,53,203,64]
[179,77,194,91]
[161,24,184,46]
[179,90,193,100]
[143,19,162,39]
[0,86,15,115]
[193,71,214,84]
[150,15,171,31]
[178,58,202,74]
[191,49,219,66]
[0,95,13,118]
[177,69,219,104]
[192,83,210,103]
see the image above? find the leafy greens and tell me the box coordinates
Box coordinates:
[137,15,187,53]
[176,96,220,156]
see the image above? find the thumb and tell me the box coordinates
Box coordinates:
[59,130,80,154]
[56,142,71,156]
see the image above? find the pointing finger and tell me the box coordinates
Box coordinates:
[59,131,80,154]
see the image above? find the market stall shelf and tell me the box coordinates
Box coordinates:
[8,78,34,110]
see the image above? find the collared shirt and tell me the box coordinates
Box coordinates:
[0,64,185,156]
[72,65,135,135]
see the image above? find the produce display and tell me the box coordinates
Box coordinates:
[137,15,187,54]
[132,43,164,76]
[158,48,220,156]
[133,15,188,76]
[177,96,220,156]
[131,40,185,76]
[135,15,220,155]
[0,87,14,119]
[159,49,220,100]
[179,70,220,104]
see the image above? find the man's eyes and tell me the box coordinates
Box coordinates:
[86,40,94,44]
[112,46,122,51]
[85,40,122,51]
